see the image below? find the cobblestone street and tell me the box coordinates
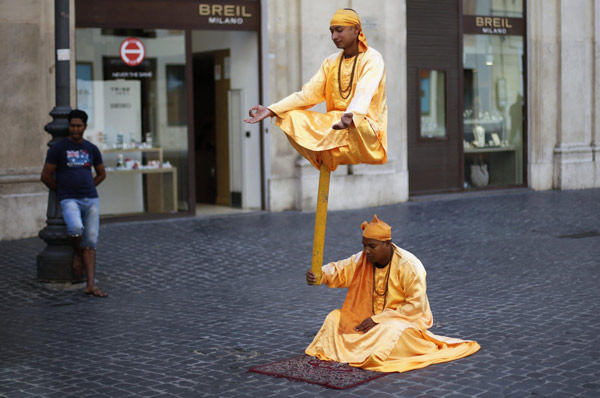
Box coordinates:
[1,188,599,397]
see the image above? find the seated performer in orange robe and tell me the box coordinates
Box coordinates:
[305,215,481,372]
[244,8,387,172]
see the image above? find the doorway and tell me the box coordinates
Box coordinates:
[193,50,231,206]
[191,29,261,212]
[407,0,461,194]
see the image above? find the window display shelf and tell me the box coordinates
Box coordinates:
[103,147,163,163]
[105,167,173,174]
[98,166,178,214]
[464,145,515,154]
[463,119,504,125]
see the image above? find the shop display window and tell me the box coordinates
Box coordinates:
[463,0,523,18]
[462,0,525,188]
[419,69,447,139]
[75,28,188,216]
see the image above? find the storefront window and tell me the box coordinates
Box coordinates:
[463,0,523,18]
[419,69,447,139]
[462,0,524,188]
[75,29,188,216]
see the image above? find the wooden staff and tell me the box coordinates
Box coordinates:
[311,163,331,285]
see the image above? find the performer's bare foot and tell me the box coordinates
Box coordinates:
[85,286,107,298]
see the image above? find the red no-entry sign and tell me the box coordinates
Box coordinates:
[119,38,146,66]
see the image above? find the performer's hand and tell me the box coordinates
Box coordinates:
[354,317,377,333]
[245,105,275,124]
[332,112,353,130]
[306,270,318,285]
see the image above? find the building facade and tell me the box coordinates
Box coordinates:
[1,0,599,240]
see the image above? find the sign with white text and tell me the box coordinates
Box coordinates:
[76,0,260,32]
[463,16,524,36]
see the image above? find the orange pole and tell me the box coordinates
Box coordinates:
[311,163,330,284]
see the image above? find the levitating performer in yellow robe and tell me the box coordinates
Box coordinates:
[245,8,387,172]
[305,216,481,372]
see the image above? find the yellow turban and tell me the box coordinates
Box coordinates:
[361,214,391,241]
[330,8,368,53]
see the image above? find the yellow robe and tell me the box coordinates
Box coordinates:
[305,245,481,372]
[268,47,388,171]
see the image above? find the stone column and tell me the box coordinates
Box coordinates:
[552,0,596,189]
[528,0,599,190]
[594,0,600,186]
[0,0,55,240]
[265,0,303,211]
[527,0,559,190]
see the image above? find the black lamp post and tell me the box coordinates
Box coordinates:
[37,0,80,282]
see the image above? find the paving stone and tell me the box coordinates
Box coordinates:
[1,189,599,397]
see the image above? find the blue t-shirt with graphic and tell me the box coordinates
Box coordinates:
[45,138,103,200]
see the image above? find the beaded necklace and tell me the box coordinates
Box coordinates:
[338,53,359,99]
[372,262,391,314]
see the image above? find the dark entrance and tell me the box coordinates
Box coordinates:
[193,50,231,206]
[407,0,462,194]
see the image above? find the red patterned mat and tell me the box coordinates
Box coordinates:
[248,354,388,389]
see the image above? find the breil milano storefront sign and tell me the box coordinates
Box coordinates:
[76,0,260,32]
[463,16,524,36]
[199,3,253,25]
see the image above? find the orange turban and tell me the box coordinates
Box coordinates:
[361,214,391,241]
[330,8,368,53]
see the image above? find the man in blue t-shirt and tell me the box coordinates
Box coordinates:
[41,109,107,297]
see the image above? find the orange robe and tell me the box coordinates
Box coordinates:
[268,47,388,171]
[305,245,481,372]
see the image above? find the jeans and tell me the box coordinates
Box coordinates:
[60,197,100,249]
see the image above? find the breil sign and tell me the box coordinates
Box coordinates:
[199,3,253,25]
[463,15,524,36]
[475,16,512,34]
[75,0,261,32]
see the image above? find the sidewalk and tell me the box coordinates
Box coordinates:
[1,188,599,397]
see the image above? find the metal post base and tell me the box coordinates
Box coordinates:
[37,219,83,283]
